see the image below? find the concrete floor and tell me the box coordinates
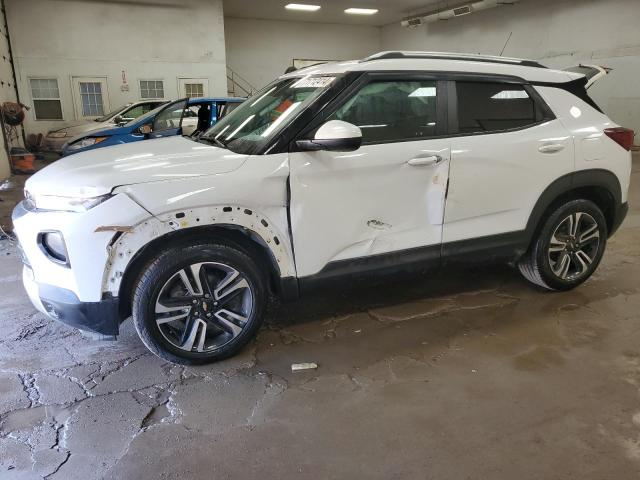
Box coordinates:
[0,160,639,479]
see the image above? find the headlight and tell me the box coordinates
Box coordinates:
[47,131,67,138]
[30,193,113,213]
[67,136,108,151]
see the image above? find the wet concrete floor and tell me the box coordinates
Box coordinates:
[0,160,639,479]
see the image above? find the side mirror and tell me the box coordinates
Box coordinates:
[296,120,362,152]
[113,115,123,125]
[138,124,152,135]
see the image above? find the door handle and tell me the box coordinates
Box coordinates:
[407,154,443,166]
[538,143,565,154]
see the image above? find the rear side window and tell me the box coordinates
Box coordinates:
[329,80,438,144]
[456,82,544,134]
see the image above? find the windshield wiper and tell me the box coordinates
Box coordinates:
[199,136,227,149]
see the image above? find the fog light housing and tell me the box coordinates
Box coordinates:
[38,231,69,266]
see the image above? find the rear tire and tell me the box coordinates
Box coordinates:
[132,241,267,365]
[518,199,607,291]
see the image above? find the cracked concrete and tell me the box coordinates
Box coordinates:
[1,160,640,479]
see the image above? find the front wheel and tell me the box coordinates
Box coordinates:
[518,199,607,291]
[132,241,267,365]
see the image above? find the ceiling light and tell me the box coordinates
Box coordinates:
[345,8,379,15]
[285,3,321,11]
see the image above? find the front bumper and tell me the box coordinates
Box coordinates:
[22,265,120,335]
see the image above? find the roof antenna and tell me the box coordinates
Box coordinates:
[499,31,513,56]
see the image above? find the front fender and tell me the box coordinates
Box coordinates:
[102,204,296,296]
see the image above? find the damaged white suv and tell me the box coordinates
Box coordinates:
[13,52,632,364]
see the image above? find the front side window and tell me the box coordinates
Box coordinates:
[96,105,128,122]
[140,80,164,99]
[153,100,186,131]
[329,80,438,144]
[121,103,156,120]
[456,82,543,134]
[202,76,336,155]
[30,78,63,120]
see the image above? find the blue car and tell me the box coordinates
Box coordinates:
[62,97,244,156]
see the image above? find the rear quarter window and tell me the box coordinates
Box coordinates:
[456,82,545,134]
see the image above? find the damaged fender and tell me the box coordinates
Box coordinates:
[102,204,296,296]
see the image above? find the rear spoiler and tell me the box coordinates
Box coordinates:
[563,64,611,89]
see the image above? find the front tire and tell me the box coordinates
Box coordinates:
[132,241,267,365]
[518,199,607,291]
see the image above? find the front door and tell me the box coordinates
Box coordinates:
[178,78,209,98]
[72,76,109,120]
[289,76,450,277]
[150,99,188,139]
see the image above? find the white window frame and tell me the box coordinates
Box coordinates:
[139,79,165,100]
[177,77,209,99]
[28,76,64,121]
[184,83,204,98]
[71,76,109,120]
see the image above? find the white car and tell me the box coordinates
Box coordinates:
[13,52,633,364]
[43,100,166,153]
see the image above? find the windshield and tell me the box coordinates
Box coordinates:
[201,76,336,155]
[95,105,130,122]
[124,103,168,127]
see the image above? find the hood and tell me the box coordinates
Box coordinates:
[51,120,113,137]
[64,123,130,146]
[26,136,248,198]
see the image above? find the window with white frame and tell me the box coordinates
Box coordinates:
[185,83,204,98]
[140,80,164,99]
[30,78,63,120]
[79,81,105,116]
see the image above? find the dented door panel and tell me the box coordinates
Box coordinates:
[289,140,451,277]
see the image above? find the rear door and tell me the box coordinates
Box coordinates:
[289,74,451,277]
[443,79,574,249]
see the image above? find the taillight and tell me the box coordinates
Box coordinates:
[604,127,635,151]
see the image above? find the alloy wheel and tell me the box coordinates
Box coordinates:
[154,262,254,353]
[547,212,600,281]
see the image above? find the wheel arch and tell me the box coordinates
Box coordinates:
[116,224,286,320]
[524,168,622,250]
[105,205,296,321]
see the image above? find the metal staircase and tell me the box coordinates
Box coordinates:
[227,66,257,98]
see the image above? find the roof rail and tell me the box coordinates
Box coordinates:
[361,51,547,69]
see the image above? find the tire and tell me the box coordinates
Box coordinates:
[518,199,607,291]
[132,241,267,365]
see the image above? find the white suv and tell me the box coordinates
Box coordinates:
[13,52,633,364]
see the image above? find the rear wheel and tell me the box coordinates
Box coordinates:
[132,241,267,364]
[518,199,607,291]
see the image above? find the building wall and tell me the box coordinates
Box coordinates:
[6,0,228,137]
[0,5,18,180]
[224,17,381,91]
[381,0,640,140]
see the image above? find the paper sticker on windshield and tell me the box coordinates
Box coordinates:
[292,76,335,89]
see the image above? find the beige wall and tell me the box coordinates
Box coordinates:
[381,0,640,139]
[6,0,228,137]
[0,5,18,180]
[224,17,381,91]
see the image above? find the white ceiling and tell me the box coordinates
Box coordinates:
[222,0,449,26]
